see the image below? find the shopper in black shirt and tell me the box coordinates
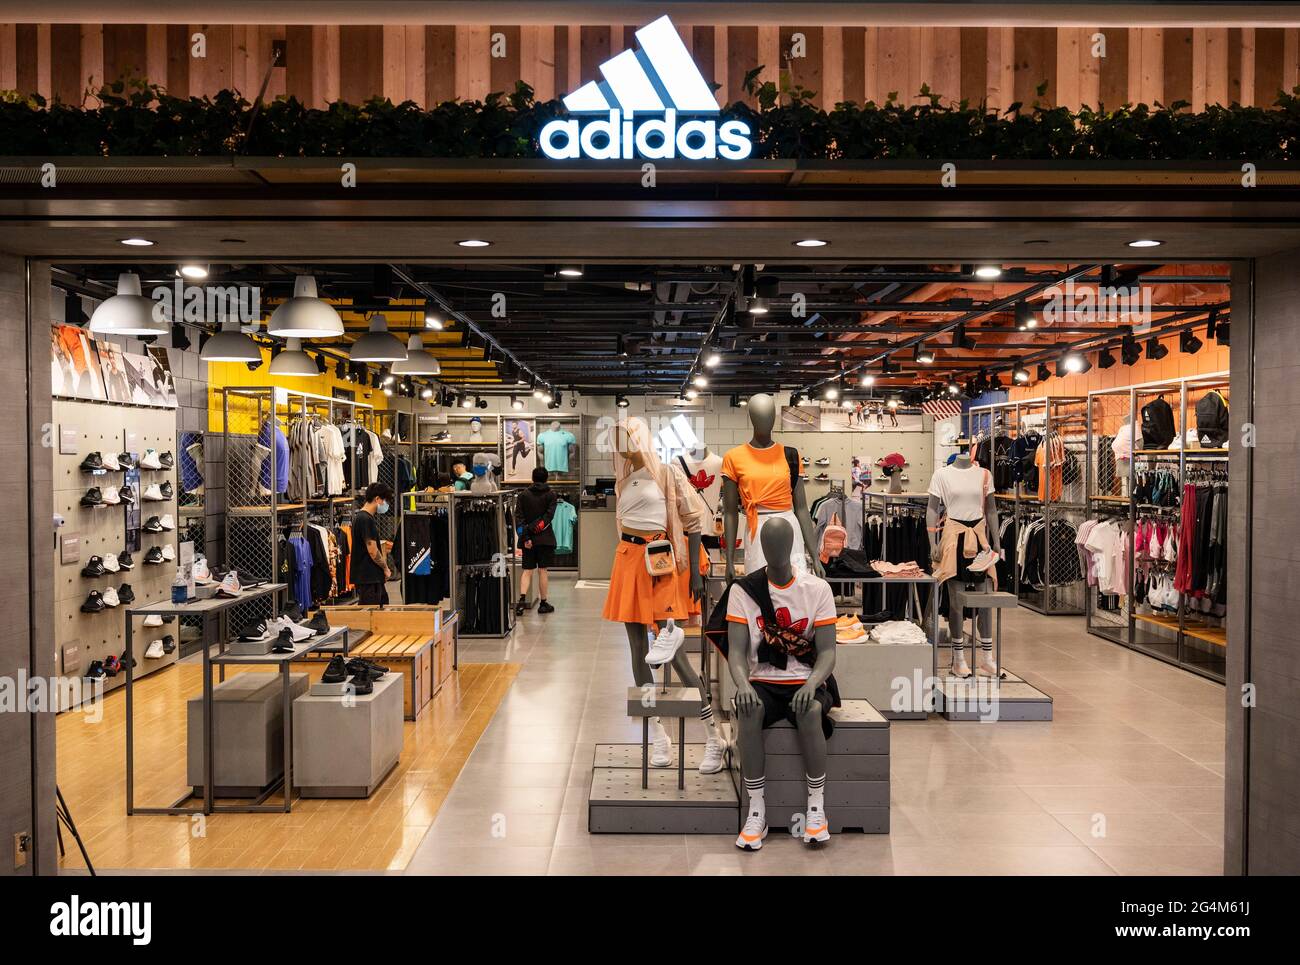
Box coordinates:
[516,467,558,615]
[352,482,395,606]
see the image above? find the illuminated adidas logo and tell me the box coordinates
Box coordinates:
[539,15,753,161]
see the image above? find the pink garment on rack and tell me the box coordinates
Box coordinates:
[871,559,927,579]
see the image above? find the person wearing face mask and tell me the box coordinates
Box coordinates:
[352,481,396,605]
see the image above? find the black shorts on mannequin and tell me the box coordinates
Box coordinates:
[521,544,554,570]
[357,582,388,605]
[749,681,835,739]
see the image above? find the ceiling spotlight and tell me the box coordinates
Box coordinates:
[178,263,209,280]
[421,386,434,399]
[424,305,444,330]
[946,380,960,395]
[1036,362,1052,382]
[1098,347,1117,369]
[1214,321,1230,346]
[266,275,345,339]
[1061,351,1090,374]
[533,386,545,399]
[350,313,408,362]
[118,237,153,247]
[511,395,524,410]
[542,390,553,403]
[987,371,1004,390]
[267,338,317,377]
[382,386,394,397]
[1012,363,1030,383]
[391,335,442,375]
[1015,301,1037,330]
[64,290,88,326]
[557,264,584,277]
[170,323,191,351]
[914,346,935,365]
[860,372,876,387]
[1180,329,1204,354]
[747,296,769,315]
[477,397,489,409]
[1121,334,1142,365]
[200,316,261,363]
[1146,336,1170,361]
[692,374,708,388]
[887,398,899,409]
[953,324,977,350]
[1127,239,1163,248]
[974,265,1003,279]
[89,273,167,336]
[1206,308,1219,340]
[824,386,838,400]
[381,373,395,387]
[794,239,828,248]
[685,388,699,400]
[705,351,722,368]
[739,396,749,406]
[461,395,474,408]
[616,394,630,408]
[314,353,327,374]
[457,239,491,248]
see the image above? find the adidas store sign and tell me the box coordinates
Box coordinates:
[539,16,753,161]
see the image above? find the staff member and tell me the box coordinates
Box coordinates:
[516,467,557,615]
[352,482,395,605]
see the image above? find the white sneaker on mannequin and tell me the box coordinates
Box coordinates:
[950,644,972,678]
[736,811,768,851]
[649,718,673,767]
[975,643,999,677]
[699,735,727,774]
[645,622,685,666]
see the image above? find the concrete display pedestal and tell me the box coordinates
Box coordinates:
[588,744,739,834]
[292,672,404,798]
[830,642,933,719]
[732,699,891,834]
[186,671,309,797]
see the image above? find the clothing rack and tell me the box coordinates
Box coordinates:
[1085,372,1229,682]
[448,489,518,638]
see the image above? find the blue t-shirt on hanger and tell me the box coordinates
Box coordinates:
[258,418,290,493]
[537,427,576,473]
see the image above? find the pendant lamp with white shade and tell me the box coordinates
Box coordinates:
[266,275,344,339]
[88,272,168,336]
[268,338,317,376]
[200,317,261,363]
[390,335,441,375]
[349,313,408,362]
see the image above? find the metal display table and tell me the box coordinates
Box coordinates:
[124,583,351,815]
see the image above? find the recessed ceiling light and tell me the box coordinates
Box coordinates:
[119,237,153,247]
[458,239,491,248]
[557,264,584,277]
[794,239,828,248]
[974,265,1003,279]
[178,263,208,279]
[1127,239,1163,248]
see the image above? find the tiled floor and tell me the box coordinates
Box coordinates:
[405,578,1227,876]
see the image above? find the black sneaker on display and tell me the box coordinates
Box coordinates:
[143,516,164,533]
[348,674,374,696]
[80,590,106,613]
[80,487,103,506]
[321,655,348,684]
[116,453,134,469]
[237,620,269,642]
[79,452,104,472]
[158,451,175,469]
[299,610,330,636]
[118,583,135,604]
[143,547,164,565]
[282,603,304,623]
[80,556,106,578]
[85,660,106,679]
[118,484,135,501]
[161,635,176,654]
[538,600,555,614]
[117,551,134,570]
[160,481,174,499]
[102,655,121,677]
[814,473,830,481]
[345,657,388,681]
[271,628,295,653]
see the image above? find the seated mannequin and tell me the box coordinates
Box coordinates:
[727,517,837,850]
[927,450,1002,678]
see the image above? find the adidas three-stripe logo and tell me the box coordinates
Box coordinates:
[539,15,753,161]
[563,16,719,115]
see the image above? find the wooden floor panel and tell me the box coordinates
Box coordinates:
[55,658,520,872]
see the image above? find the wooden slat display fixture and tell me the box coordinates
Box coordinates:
[1,22,1296,114]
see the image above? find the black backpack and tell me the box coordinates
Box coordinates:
[1195,390,1229,447]
[1140,397,1176,449]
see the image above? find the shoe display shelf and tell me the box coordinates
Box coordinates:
[731,699,891,835]
[301,605,458,719]
[53,397,179,710]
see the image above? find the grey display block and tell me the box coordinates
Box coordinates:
[936,668,1053,721]
[831,642,933,719]
[758,700,890,756]
[228,637,275,656]
[951,588,1019,610]
[588,765,738,834]
[293,672,403,798]
[186,672,309,795]
[757,752,890,783]
[625,685,702,718]
[763,805,890,835]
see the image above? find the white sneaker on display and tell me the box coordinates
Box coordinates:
[144,640,165,659]
[269,616,314,643]
[142,614,164,628]
[950,647,972,678]
[968,549,998,573]
[101,485,121,505]
[101,452,121,471]
[142,483,165,501]
[102,553,120,574]
[161,544,175,561]
[649,720,673,767]
[735,812,768,851]
[192,556,212,584]
[101,586,120,608]
[160,514,175,530]
[216,570,242,598]
[698,736,727,775]
[140,449,162,470]
[645,623,685,666]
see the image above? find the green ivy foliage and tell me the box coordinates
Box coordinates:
[1,75,1297,160]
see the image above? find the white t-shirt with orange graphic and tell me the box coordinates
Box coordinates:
[725,570,837,684]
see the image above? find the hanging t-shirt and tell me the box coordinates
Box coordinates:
[552,499,577,554]
[721,442,795,538]
[677,450,725,517]
[725,570,837,684]
[926,463,992,520]
[1035,434,1065,502]
[537,427,577,473]
[258,419,289,493]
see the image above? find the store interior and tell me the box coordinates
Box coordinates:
[47,256,1233,874]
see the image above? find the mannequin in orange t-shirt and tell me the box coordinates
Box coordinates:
[721,393,824,581]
